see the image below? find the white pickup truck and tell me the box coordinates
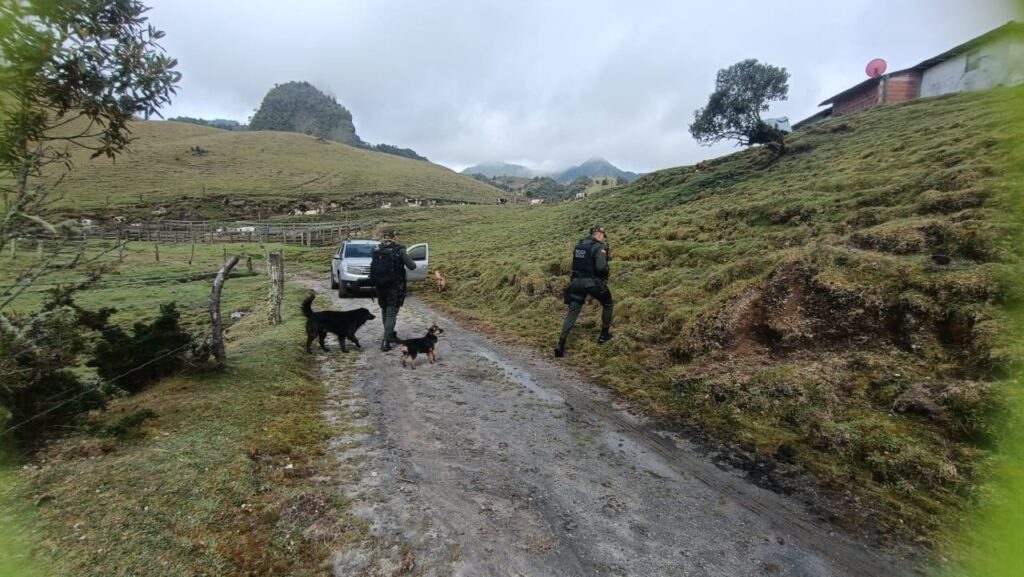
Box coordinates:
[330,239,429,298]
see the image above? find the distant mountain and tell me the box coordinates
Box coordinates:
[555,158,639,184]
[461,162,536,178]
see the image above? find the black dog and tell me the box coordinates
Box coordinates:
[395,324,444,369]
[301,294,375,353]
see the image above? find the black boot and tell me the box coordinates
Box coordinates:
[597,328,613,344]
[381,337,392,352]
[553,337,566,358]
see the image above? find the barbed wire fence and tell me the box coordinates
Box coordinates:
[1,234,298,441]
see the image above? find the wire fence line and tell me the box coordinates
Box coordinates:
[1,341,196,436]
[3,257,265,435]
[13,218,377,247]
[0,269,262,292]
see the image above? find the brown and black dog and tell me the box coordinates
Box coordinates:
[301,293,375,353]
[395,324,444,369]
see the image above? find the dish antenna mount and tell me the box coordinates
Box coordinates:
[866,58,888,78]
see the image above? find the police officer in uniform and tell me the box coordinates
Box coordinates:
[554,225,613,357]
[373,228,417,351]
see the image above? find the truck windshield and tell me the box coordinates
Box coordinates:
[344,244,376,258]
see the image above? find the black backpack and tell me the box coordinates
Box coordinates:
[369,244,402,288]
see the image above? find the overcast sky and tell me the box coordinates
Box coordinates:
[147,0,1017,174]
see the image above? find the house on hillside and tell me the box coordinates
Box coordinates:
[795,21,1024,129]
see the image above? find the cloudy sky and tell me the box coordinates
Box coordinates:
[147,0,1017,174]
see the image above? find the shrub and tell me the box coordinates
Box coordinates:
[88,303,193,394]
[100,409,158,440]
[0,288,115,448]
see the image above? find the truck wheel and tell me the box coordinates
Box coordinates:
[338,282,348,299]
[330,272,339,290]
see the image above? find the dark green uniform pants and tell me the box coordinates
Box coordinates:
[376,284,406,341]
[559,278,613,341]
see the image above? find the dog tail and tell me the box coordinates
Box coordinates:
[301,294,315,318]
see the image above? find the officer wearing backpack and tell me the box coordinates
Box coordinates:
[554,225,614,358]
[369,228,417,351]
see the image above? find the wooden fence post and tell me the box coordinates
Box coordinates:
[210,255,240,365]
[268,251,284,325]
[188,242,196,267]
[9,239,15,259]
[246,254,253,274]
[155,243,160,262]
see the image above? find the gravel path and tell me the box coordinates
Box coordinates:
[300,281,910,577]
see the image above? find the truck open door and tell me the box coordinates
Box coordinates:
[406,243,429,282]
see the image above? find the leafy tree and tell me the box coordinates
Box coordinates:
[367,143,428,161]
[689,59,790,154]
[0,1,179,446]
[169,116,246,131]
[567,176,591,195]
[523,177,569,201]
[0,0,180,316]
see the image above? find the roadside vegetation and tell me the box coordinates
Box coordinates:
[379,86,1023,549]
[1,243,359,576]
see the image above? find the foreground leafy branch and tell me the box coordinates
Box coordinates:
[0,0,180,317]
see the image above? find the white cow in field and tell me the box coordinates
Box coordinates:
[575,191,587,200]
[381,202,392,209]
[530,199,544,205]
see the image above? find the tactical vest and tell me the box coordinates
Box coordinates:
[571,238,598,279]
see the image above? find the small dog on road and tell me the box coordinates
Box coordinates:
[394,324,444,369]
[433,270,448,293]
[301,293,375,353]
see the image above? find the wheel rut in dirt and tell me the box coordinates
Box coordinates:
[300,280,912,577]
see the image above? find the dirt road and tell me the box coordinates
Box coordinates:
[303,282,910,577]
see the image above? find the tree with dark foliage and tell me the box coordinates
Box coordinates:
[0,0,180,316]
[689,59,789,155]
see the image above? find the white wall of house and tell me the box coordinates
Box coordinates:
[921,36,1024,97]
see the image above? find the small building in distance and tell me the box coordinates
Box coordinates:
[796,21,1024,129]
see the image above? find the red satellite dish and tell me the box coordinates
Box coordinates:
[866,58,888,78]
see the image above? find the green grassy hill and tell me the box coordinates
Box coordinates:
[44,120,503,219]
[385,87,1023,549]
